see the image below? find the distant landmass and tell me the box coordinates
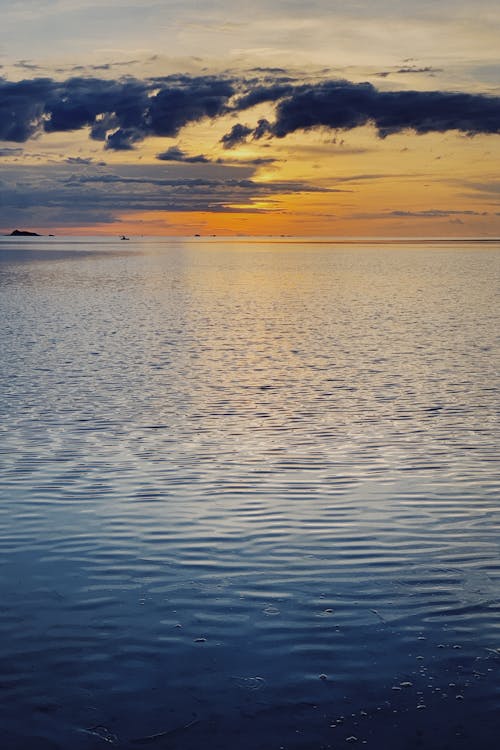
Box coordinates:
[9,229,42,236]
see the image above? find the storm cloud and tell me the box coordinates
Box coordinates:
[0,74,235,149]
[228,79,500,142]
[1,74,500,154]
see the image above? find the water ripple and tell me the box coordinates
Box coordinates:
[0,237,499,748]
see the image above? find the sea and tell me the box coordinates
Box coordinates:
[0,236,499,749]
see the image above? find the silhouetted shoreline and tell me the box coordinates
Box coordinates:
[8,229,42,236]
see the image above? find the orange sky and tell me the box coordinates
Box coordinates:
[0,1,499,236]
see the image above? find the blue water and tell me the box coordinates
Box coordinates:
[0,236,499,749]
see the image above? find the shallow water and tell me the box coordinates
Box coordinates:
[0,236,499,749]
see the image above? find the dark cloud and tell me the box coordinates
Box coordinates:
[275,81,500,138]
[157,149,277,166]
[235,157,276,165]
[220,119,273,148]
[253,118,273,139]
[146,75,234,136]
[64,171,333,195]
[45,77,149,136]
[388,209,487,217]
[0,74,235,150]
[352,208,489,220]
[0,77,53,141]
[332,173,395,184]
[105,127,145,150]
[87,60,140,71]
[0,164,335,228]
[233,83,295,110]
[49,60,146,76]
[375,66,443,78]
[395,66,443,75]
[157,146,209,163]
[248,67,289,74]
[229,79,500,141]
[14,60,43,71]
[1,73,500,154]
[459,179,500,198]
[221,123,254,149]
[0,147,23,157]
[65,156,99,165]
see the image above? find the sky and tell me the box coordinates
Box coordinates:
[0,0,499,236]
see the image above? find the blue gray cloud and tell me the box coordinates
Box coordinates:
[0,147,23,157]
[228,80,500,143]
[0,74,235,148]
[351,208,490,220]
[156,146,277,166]
[0,164,337,228]
[1,74,500,153]
[157,146,210,163]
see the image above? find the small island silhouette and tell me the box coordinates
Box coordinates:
[9,229,42,236]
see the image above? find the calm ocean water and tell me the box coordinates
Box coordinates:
[0,236,499,749]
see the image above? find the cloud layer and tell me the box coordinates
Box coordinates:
[228,80,500,143]
[0,163,335,228]
[1,74,500,153]
[0,74,235,149]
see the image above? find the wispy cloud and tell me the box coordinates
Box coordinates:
[14,60,44,71]
[0,164,338,228]
[374,65,443,78]
[351,208,490,220]
[460,179,500,197]
[65,156,103,165]
[0,147,24,157]
[156,146,210,163]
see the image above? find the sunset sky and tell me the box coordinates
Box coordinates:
[1,0,499,236]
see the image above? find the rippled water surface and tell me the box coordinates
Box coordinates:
[1,237,499,749]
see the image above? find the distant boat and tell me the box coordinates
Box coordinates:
[120,235,130,240]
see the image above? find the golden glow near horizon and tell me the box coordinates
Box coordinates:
[0,0,499,236]
[45,125,499,237]
[3,119,498,237]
